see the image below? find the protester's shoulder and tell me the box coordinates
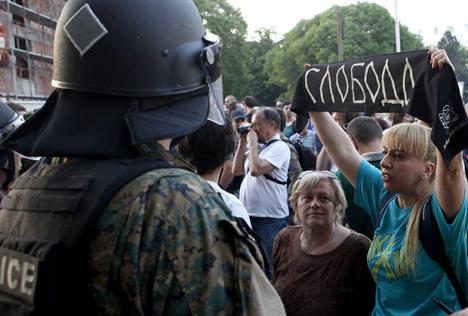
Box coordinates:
[274,226,300,257]
[357,158,382,181]
[346,230,372,250]
[277,225,301,243]
[275,139,292,152]
[289,134,300,143]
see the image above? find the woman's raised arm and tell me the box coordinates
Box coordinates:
[308,111,362,186]
[435,151,466,219]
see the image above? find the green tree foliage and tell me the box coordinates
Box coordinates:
[264,3,424,99]
[194,0,251,98]
[245,29,286,106]
[437,31,468,101]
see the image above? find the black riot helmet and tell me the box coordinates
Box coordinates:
[4,0,225,158]
[0,101,24,141]
[0,101,24,190]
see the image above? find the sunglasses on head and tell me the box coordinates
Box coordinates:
[298,170,337,180]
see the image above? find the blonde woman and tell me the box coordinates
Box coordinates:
[308,49,467,314]
[273,171,375,315]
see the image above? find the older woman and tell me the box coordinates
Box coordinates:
[273,171,375,315]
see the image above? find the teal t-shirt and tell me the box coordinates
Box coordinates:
[355,160,467,315]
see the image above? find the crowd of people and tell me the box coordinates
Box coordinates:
[0,0,466,315]
[194,48,467,315]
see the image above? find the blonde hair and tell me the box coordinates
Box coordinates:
[382,123,436,267]
[289,171,347,224]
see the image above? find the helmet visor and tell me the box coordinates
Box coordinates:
[201,33,225,125]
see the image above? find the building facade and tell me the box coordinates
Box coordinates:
[0,0,65,102]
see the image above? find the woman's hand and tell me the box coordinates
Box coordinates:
[428,48,454,70]
[451,307,468,315]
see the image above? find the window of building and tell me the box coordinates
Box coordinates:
[16,56,29,79]
[14,36,28,50]
[12,14,25,27]
[13,0,24,6]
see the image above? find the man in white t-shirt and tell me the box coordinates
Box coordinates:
[232,107,290,279]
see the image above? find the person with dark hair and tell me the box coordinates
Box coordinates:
[0,1,285,314]
[224,94,237,111]
[276,99,285,110]
[246,108,256,123]
[290,121,319,155]
[336,116,384,239]
[346,116,383,147]
[233,106,290,279]
[226,101,242,114]
[331,112,357,128]
[220,107,247,196]
[392,112,414,125]
[276,108,303,194]
[179,121,251,226]
[373,115,390,130]
[282,102,297,138]
[243,95,256,113]
[231,108,248,135]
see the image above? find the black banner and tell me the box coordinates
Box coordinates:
[292,49,468,167]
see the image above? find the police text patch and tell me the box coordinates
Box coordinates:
[0,247,38,302]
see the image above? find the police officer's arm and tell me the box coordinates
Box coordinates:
[232,135,247,176]
[246,130,275,176]
[308,111,362,186]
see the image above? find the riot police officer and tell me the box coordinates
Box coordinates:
[0,0,285,315]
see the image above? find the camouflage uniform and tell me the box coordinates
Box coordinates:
[84,143,286,315]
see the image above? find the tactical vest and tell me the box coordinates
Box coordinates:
[0,157,171,315]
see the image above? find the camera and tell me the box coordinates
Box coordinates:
[238,123,252,135]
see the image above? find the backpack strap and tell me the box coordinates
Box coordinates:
[263,173,289,185]
[419,198,468,308]
[257,139,289,185]
[377,192,467,307]
[258,139,280,153]
[376,191,397,227]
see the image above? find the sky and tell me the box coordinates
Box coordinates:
[226,0,468,46]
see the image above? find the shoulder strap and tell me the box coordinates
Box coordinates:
[376,191,397,227]
[263,173,289,185]
[258,139,280,153]
[264,140,288,185]
[255,139,289,185]
[419,198,467,308]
